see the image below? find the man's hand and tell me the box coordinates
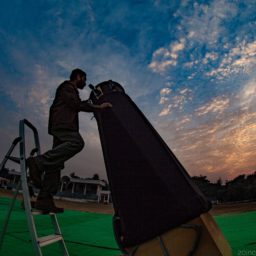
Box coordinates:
[100,102,112,109]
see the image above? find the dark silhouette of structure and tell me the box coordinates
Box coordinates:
[89,81,212,249]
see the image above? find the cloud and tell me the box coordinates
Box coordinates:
[149,59,177,73]
[148,0,254,80]
[157,79,256,181]
[1,0,256,184]
[171,39,185,53]
[195,96,230,116]
[0,0,168,181]
[159,88,172,104]
[158,87,192,117]
[159,104,172,116]
[204,39,256,80]
[149,39,186,73]
[180,89,188,94]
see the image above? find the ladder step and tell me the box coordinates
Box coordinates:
[7,156,20,164]
[32,209,54,215]
[27,181,40,188]
[38,234,62,247]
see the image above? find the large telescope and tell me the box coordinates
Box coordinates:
[89,81,231,256]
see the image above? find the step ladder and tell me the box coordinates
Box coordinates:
[0,119,69,256]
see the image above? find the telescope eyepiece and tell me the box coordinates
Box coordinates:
[89,84,94,90]
[89,84,102,97]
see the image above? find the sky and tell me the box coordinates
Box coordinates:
[1,0,256,183]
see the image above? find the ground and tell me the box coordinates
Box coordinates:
[1,187,256,216]
[1,188,256,256]
[0,188,114,214]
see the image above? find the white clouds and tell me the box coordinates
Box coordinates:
[149,58,177,73]
[153,47,165,57]
[183,61,194,68]
[158,87,192,116]
[230,40,256,68]
[157,82,256,181]
[177,0,239,48]
[148,0,239,75]
[180,116,191,124]
[159,88,171,104]
[159,98,168,104]
[171,39,185,53]
[163,52,178,59]
[172,94,186,106]
[205,40,256,79]
[160,88,171,97]
[159,104,172,116]
[203,52,219,64]
[240,78,256,107]
[56,60,75,71]
[180,89,188,94]
[158,88,173,115]
[187,31,195,38]
[195,97,230,116]
[149,59,177,72]
[149,39,186,73]
[1,0,256,184]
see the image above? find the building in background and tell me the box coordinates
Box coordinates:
[57,175,112,203]
[0,168,20,189]
[0,169,112,204]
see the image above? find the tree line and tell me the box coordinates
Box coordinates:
[191,172,256,203]
[2,167,256,202]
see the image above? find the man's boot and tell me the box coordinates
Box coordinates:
[35,197,64,213]
[26,157,43,188]
[49,196,64,212]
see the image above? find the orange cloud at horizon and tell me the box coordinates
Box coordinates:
[159,89,256,183]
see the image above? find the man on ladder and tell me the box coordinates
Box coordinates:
[26,68,112,213]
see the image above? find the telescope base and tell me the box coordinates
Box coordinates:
[124,212,232,256]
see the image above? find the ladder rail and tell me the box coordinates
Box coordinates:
[0,137,22,250]
[0,137,22,173]
[50,213,62,235]
[22,119,41,155]
[20,119,69,255]
[19,119,42,255]
[0,179,22,248]
[50,213,69,256]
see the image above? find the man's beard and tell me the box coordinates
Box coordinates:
[77,80,85,89]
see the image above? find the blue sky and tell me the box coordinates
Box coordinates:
[1,0,256,183]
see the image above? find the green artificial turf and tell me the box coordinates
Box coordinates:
[0,196,256,256]
[0,197,120,256]
[214,212,256,256]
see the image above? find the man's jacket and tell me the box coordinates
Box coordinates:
[48,81,101,134]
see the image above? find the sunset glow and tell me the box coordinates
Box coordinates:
[1,0,256,183]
